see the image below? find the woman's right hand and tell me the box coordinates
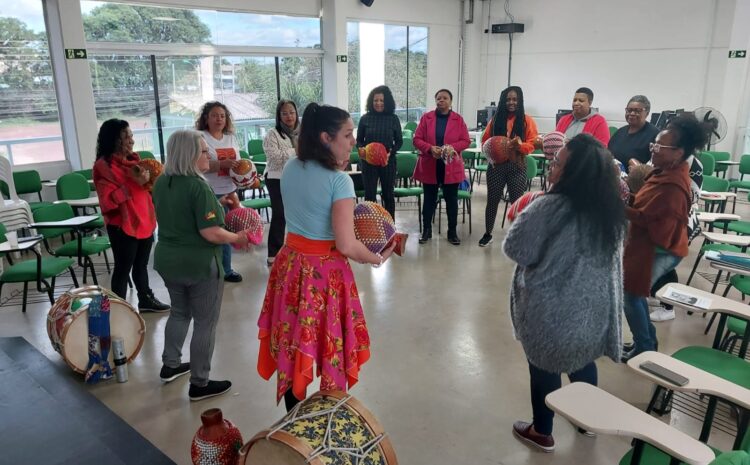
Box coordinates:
[219,158,240,170]
[430,146,442,159]
[130,166,150,186]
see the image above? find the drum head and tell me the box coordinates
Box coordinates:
[240,436,308,465]
[61,298,145,374]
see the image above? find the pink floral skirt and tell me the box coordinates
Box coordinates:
[257,233,370,404]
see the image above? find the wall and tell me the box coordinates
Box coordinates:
[462,0,738,137]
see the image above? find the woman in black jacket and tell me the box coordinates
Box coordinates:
[356,85,403,219]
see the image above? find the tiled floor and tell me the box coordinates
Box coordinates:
[0,180,743,464]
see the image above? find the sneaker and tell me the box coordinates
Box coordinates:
[189,380,232,401]
[512,421,555,452]
[266,257,275,266]
[647,297,662,308]
[623,342,634,352]
[650,307,675,322]
[160,363,190,383]
[224,271,242,283]
[577,427,596,437]
[478,233,493,247]
[448,235,461,246]
[418,231,432,244]
[139,293,171,313]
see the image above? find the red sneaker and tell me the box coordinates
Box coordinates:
[512,421,555,452]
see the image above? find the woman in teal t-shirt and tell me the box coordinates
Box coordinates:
[152,130,250,402]
[257,103,397,412]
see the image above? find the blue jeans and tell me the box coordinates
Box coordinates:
[624,253,682,353]
[528,361,598,436]
[215,194,234,275]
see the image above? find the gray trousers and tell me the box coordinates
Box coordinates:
[160,261,224,387]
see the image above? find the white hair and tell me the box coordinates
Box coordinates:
[164,130,205,178]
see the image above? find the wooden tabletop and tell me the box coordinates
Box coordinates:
[656,283,750,320]
[702,231,750,247]
[546,382,715,465]
[628,351,750,410]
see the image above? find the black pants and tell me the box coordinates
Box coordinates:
[361,158,397,220]
[284,389,301,412]
[485,162,527,234]
[266,178,285,258]
[528,360,598,436]
[106,225,153,300]
[422,160,458,236]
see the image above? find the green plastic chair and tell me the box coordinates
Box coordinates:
[404,121,418,132]
[12,170,53,212]
[437,188,472,234]
[699,151,716,176]
[350,148,360,166]
[247,139,264,157]
[137,150,155,160]
[399,137,415,154]
[401,129,413,139]
[239,150,250,160]
[701,175,731,213]
[729,155,750,213]
[393,153,423,232]
[0,223,78,313]
[708,151,731,177]
[240,197,271,222]
[57,172,90,200]
[74,168,97,192]
[609,126,619,137]
[33,204,111,285]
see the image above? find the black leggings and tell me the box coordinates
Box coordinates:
[106,225,153,300]
[361,158,397,220]
[485,162,527,234]
[284,389,301,412]
[266,178,285,258]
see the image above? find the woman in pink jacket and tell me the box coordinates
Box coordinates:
[413,89,471,245]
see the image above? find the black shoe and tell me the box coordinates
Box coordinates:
[224,271,242,283]
[189,380,232,401]
[160,363,190,383]
[478,233,493,247]
[419,231,432,244]
[139,293,171,313]
[448,235,461,246]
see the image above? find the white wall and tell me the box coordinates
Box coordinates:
[463,0,738,135]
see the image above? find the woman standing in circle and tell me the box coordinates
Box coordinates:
[356,85,403,220]
[93,118,170,312]
[257,103,396,411]
[504,133,626,451]
[479,86,538,247]
[263,99,299,266]
[153,130,250,401]
[196,101,243,283]
[413,89,471,245]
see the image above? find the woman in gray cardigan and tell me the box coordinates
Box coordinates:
[503,133,627,452]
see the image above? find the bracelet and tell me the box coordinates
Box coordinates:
[371,253,384,268]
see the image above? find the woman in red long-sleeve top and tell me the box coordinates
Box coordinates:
[92,119,170,312]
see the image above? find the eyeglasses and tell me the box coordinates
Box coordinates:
[625,108,645,114]
[281,112,297,117]
[649,143,679,153]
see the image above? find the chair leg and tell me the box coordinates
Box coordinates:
[705,313,719,335]
[69,267,79,288]
[22,281,28,313]
[686,251,705,286]
[48,276,56,304]
[103,250,111,273]
[501,200,510,229]
[468,199,472,234]
[87,257,98,285]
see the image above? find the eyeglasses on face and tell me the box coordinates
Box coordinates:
[649,143,679,153]
[625,107,645,114]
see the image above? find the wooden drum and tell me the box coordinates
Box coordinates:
[238,390,398,465]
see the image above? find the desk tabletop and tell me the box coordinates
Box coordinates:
[463,147,483,153]
[54,197,99,207]
[716,160,741,165]
[708,259,750,278]
[700,191,737,200]
[628,351,750,410]
[546,382,714,465]
[30,215,99,229]
[0,236,43,253]
[656,283,750,320]
[697,212,740,223]
[702,231,750,247]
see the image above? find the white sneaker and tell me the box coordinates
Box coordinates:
[647,297,662,307]
[650,307,675,322]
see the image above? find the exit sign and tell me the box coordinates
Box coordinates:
[729,50,747,59]
[336,55,348,63]
[65,48,88,59]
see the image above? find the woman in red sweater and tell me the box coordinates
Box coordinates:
[93,119,170,312]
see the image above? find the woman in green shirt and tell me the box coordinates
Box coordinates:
[152,130,250,401]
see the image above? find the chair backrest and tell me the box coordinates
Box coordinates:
[33,203,75,239]
[702,175,729,193]
[239,150,250,160]
[525,156,538,180]
[137,150,155,160]
[0,156,19,200]
[401,129,413,138]
[404,121,418,132]
[400,137,415,153]
[56,173,90,200]
[0,222,6,241]
[13,170,43,196]
[739,154,750,176]
[247,139,264,156]
[396,153,418,179]
[609,126,618,137]
[706,151,730,163]
[350,148,360,165]
[74,168,93,180]
[698,152,715,176]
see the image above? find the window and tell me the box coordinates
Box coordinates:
[0,0,66,165]
[81,1,321,48]
[347,21,429,125]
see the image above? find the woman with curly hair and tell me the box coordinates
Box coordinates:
[356,85,403,219]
